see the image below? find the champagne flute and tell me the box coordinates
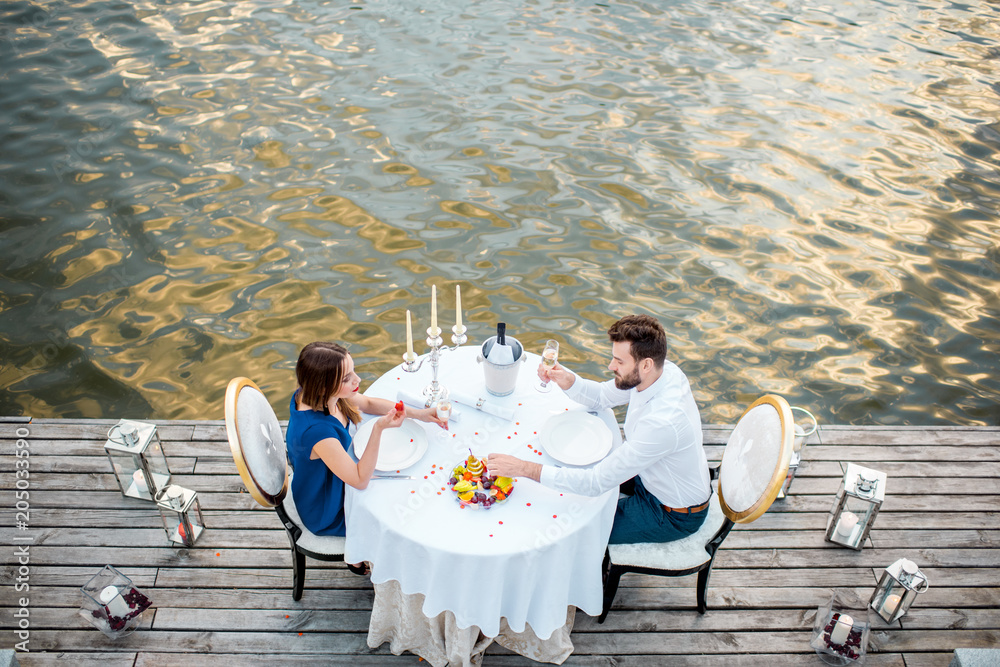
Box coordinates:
[436,399,452,432]
[536,339,559,392]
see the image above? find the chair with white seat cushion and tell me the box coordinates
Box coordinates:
[224,377,346,601]
[598,395,793,621]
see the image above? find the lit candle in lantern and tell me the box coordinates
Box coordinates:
[829,613,853,645]
[881,594,901,617]
[835,511,859,540]
[99,585,130,619]
[430,285,438,332]
[405,310,415,361]
[132,470,148,494]
[455,285,463,330]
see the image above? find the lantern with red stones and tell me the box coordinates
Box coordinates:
[79,565,152,639]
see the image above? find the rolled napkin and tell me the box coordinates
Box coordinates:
[396,390,462,423]
[450,389,516,421]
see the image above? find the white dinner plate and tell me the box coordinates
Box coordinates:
[353,418,428,472]
[539,411,613,466]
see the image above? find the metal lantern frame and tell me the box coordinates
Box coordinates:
[824,463,887,550]
[776,406,818,500]
[155,484,205,546]
[869,558,930,624]
[104,419,171,501]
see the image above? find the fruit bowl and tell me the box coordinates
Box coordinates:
[448,454,514,510]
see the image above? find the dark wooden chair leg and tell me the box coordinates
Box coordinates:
[598,566,624,623]
[696,560,715,614]
[292,548,306,601]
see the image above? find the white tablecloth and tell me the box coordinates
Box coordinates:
[345,345,619,641]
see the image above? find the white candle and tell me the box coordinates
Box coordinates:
[835,511,859,540]
[881,594,902,617]
[99,585,130,619]
[430,285,438,332]
[132,470,148,494]
[455,285,462,330]
[829,613,853,645]
[405,310,415,361]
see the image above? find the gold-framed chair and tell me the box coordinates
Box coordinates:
[598,395,793,621]
[224,377,346,601]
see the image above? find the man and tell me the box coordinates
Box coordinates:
[487,314,711,544]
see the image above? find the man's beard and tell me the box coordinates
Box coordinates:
[614,367,641,390]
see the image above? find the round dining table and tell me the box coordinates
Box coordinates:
[345,344,620,666]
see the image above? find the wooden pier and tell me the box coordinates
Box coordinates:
[2,419,998,666]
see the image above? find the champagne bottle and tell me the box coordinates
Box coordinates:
[497,322,506,346]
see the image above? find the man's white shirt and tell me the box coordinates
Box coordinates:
[538,361,711,508]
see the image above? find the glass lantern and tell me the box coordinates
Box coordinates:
[776,406,818,499]
[824,463,886,550]
[810,590,872,665]
[155,484,205,546]
[104,419,170,501]
[79,565,152,639]
[869,558,929,624]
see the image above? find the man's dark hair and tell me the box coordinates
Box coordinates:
[607,314,667,368]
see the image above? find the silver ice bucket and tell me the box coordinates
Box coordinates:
[477,337,526,397]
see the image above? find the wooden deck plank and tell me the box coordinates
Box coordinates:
[13,471,1000,498]
[2,420,997,666]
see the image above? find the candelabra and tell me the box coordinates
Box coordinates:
[402,324,468,406]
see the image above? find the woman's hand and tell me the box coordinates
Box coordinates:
[412,406,448,429]
[376,404,406,430]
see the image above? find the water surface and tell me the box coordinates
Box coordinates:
[1,0,998,424]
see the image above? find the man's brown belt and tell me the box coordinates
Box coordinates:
[662,500,710,514]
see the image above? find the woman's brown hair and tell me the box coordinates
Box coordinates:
[296,342,361,425]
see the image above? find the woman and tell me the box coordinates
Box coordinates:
[285,342,443,573]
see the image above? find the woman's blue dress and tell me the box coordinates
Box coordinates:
[285,393,353,536]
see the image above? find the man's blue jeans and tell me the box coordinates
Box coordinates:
[608,477,708,544]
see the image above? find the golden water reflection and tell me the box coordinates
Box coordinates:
[0,0,998,425]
